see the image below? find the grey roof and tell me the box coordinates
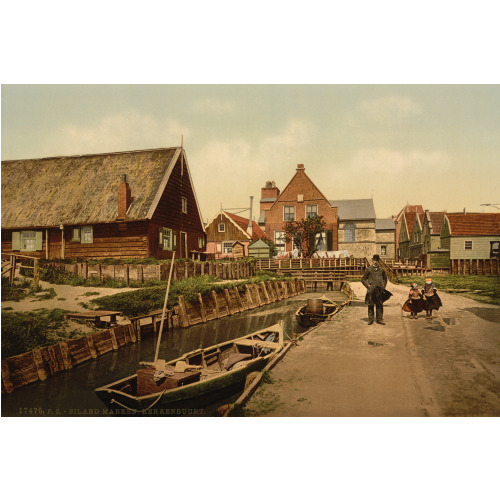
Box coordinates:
[329,199,376,220]
[258,209,266,224]
[376,218,395,231]
[248,238,270,248]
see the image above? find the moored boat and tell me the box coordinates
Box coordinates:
[95,322,284,413]
[295,295,337,328]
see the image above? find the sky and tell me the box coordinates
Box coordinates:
[2,84,500,223]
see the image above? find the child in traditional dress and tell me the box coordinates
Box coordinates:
[422,277,442,319]
[402,282,424,319]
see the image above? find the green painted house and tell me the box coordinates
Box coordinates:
[440,213,500,260]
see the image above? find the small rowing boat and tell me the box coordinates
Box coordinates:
[95,322,284,413]
[295,295,337,328]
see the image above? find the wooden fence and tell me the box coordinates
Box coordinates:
[2,253,40,287]
[1,279,306,394]
[46,260,255,283]
[450,258,500,276]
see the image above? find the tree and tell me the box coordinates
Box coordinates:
[284,215,326,257]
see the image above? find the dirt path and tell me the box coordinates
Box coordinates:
[1,280,136,314]
[243,281,500,417]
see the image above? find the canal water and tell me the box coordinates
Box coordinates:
[2,290,345,417]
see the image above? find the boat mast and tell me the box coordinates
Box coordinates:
[154,251,176,363]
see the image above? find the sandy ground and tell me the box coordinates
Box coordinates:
[244,281,500,417]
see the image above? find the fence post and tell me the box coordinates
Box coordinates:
[33,259,39,289]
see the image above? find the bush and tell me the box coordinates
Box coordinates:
[1,308,71,358]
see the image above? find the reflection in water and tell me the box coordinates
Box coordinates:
[2,291,345,417]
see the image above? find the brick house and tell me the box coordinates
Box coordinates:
[205,210,266,258]
[440,213,500,260]
[262,164,338,256]
[1,147,206,260]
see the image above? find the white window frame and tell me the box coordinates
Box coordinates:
[22,231,36,251]
[275,231,286,253]
[464,240,473,250]
[182,197,188,214]
[198,236,205,249]
[81,226,93,244]
[223,241,234,254]
[283,205,295,221]
[381,245,387,256]
[218,223,225,232]
[306,204,318,219]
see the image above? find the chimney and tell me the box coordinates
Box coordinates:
[463,207,466,214]
[117,174,131,220]
[247,196,254,236]
[297,163,305,171]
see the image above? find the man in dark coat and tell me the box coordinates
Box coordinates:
[361,254,390,325]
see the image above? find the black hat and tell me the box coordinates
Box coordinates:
[372,254,380,261]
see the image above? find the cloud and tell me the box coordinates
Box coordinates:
[357,96,422,122]
[191,98,235,115]
[189,118,315,220]
[348,147,449,174]
[48,110,188,155]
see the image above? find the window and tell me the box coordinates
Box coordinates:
[198,237,205,249]
[81,226,93,244]
[297,194,304,202]
[22,231,36,251]
[464,240,473,250]
[306,205,318,219]
[381,245,387,256]
[12,231,42,252]
[284,206,295,221]
[223,241,234,254]
[182,197,188,214]
[275,231,286,253]
[315,231,326,251]
[344,223,355,243]
[218,223,225,232]
[491,241,500,258]
[159,228,177,250]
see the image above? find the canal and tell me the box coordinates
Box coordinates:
[2,290,346,417]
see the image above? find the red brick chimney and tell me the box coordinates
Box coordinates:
[117,174,131,220]
[297,163,305,170]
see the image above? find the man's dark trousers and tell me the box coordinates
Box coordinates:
[368,304,384,322]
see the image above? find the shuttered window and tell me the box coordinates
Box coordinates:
[12,231,43,252]
[159,228,177,251]
[72,228,81,242]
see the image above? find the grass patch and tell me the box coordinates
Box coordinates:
[395,275,500,305]
[89,275,299,317]
[82,291,100,297]
[1,277,47,302]
[30,288,57,302]
[1,308,84,359]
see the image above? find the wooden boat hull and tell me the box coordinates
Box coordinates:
[295,296,337,328]
[95,322,284,414]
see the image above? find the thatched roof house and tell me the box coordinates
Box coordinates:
[1,147,206,259]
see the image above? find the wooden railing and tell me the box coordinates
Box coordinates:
[1,253,40,288]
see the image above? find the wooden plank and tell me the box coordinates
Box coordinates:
[1,359,14,393]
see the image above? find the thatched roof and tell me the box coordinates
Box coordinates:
[1,148,182,229]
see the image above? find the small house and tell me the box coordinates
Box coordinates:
[375,218,395,259]
[205,210,266,259]
[1,147,206,260]
[248,238,272,259]
[440,213,500,260]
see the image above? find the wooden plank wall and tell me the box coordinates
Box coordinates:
[1,279,307,394]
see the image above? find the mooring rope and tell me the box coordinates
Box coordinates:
[110,388,169,413]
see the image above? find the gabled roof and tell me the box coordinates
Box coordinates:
[1,147,202,229]
[427,212,446,235]
[376,218,395,231]
[226,212,266,240]
[403,212,419,239]
[329,199,376,220]
[445,213,500,236]
[206,210,266,240]
[395,204,424,221]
